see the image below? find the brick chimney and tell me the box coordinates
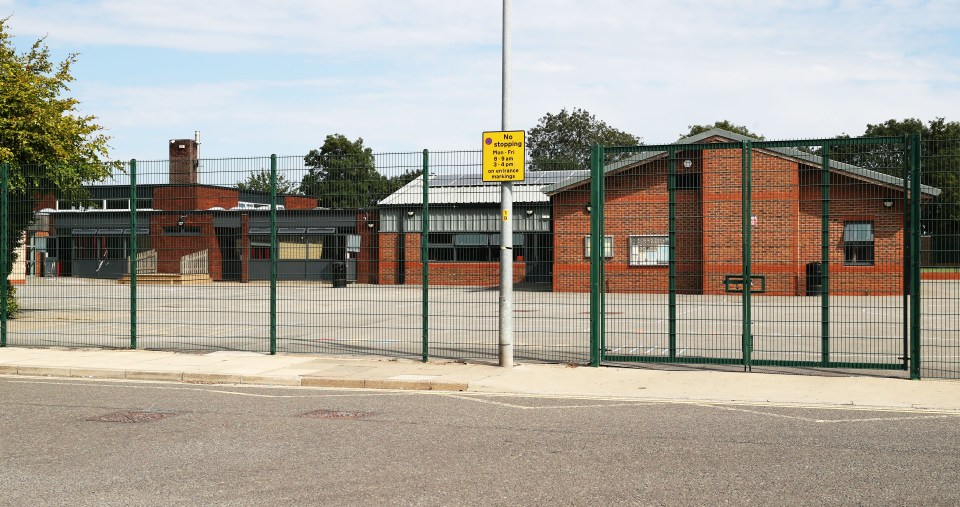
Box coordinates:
[169,138,199,185]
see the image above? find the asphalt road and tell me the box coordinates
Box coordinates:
[1,376,958,506]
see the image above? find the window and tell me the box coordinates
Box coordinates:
[675,173,701,189]
[629,235,669,266]
[256,235,339,261]
[74,235,131,260]
[584,236,614,259]
[426,233,524,262]
[250,237,271,260]
[844,221,874,266]
[163,226,201,236]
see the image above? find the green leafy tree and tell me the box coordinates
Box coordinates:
[236,169,299,195]
[1,19,117,316]
[527,108,640,171]
[387,168,423,192]
[684,120,764,139]
[300,134,413,208]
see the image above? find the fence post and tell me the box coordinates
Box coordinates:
[741,141,753,371]
[820,145,831,366]
[909,133,922,379]
[421,149,429,362]
[667,147,677,358]
[270,154,278,355]
[902,135,910,371]
[129,159,138,349]
[589,145,604,366]
[1,162,8,347]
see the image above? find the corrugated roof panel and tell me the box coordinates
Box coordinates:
[379,170,589,206]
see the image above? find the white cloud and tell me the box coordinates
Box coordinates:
[5,0,959,159]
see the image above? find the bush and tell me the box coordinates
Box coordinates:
[3,284,18,318]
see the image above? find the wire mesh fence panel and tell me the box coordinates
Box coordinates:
[412,151,499,360]
[595,147,743,363]
[747,143,824,366]
[5,162,133,348]
[130,156,271,352]
[275,152,424,357]
[747,139,910,368]
[520,159,591,363]
[920,139,960,378]
[595,134,915,371]
[596,144,748,365]
[816,140,910,369]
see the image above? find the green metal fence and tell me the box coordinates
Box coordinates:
[919,139,960,378]
[587,134,944,378]
[1,133,958,378]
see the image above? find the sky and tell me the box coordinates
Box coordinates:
[3,0,960,163]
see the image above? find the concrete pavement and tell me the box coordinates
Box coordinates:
[1,346,959,412]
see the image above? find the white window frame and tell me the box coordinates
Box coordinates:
[584,235,614,259]
[628,235,669,266]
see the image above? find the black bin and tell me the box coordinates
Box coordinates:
[332,262,347,288]
[805,261,822,296]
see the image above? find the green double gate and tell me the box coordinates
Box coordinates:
[587,135,924,378]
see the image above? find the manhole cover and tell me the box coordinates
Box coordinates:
[301,409,370,420]
[87,411,176,423]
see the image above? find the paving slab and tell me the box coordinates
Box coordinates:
[1,346,959,412]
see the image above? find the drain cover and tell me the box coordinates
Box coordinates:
[87,411,176,423]
[301,409,370,420]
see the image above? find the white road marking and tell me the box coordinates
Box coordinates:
[4,377,960,422]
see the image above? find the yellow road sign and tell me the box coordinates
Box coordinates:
[482,130,525,182]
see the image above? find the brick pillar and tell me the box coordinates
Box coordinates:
[169,138,199,185]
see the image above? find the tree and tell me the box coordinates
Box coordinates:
[1,19,117,316]
[527,108,640,171]
[299,134,417,208]
[236,169,299,195]
[684,120,764,139]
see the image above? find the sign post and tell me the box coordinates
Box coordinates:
[483,130,525,368]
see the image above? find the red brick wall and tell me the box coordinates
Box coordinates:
[153,185,239,211]
[798,171,904,295]
[283,195,318,210]
[150,213,223,280]
[552,159,703,294]
[377,232,525,286]
[551,148,906,296]
[378,232,401,284]
[700,149,802,295]
[33,192,57,211]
